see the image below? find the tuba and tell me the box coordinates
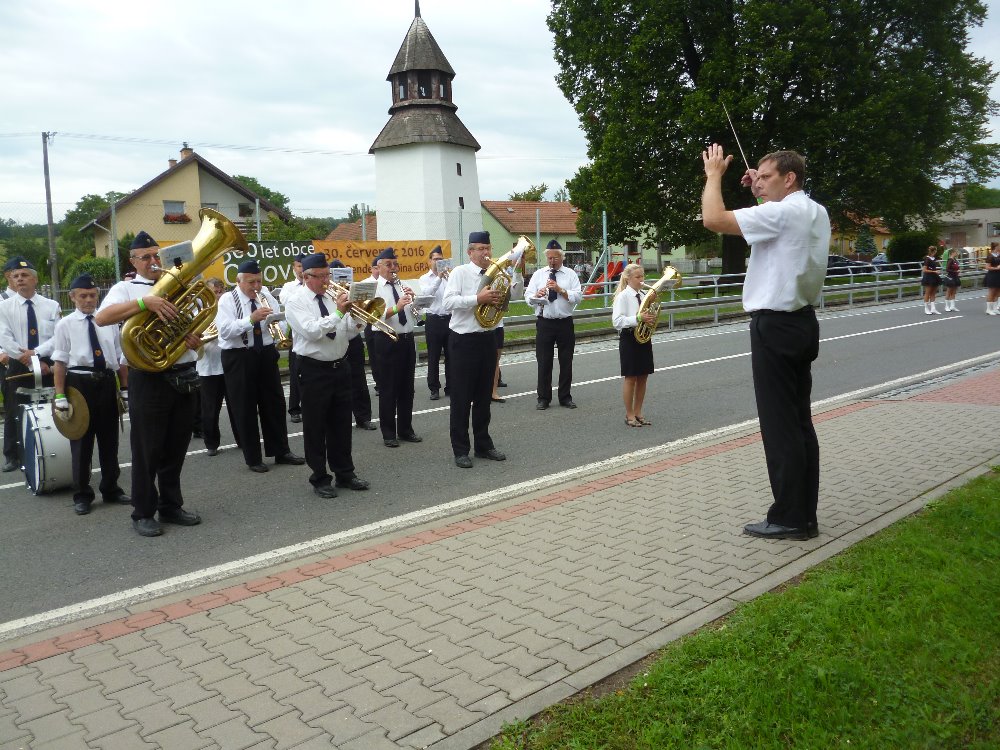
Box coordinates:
[121,208,249,372]
[634,266,682,344]
[474,235,534,329]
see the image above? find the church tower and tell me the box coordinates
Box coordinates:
[370,1,484,258]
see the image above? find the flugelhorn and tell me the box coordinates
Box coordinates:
[324,282,398,342]
[121,208,248,372]
[475,235,534,329]
[634,266,682,344]
[256,292,292,350]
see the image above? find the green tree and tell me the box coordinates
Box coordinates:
[232,175,290,214]
[58,192,126,281]
[552,187,570,202]
[509,184,549,201]
[549,0,999,274]
[888,230,940,264]
[964,183,1000,209]
[855,225,876,256]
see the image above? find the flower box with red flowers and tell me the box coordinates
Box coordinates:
[163,213,191,224]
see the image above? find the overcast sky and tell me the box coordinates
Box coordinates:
[1,0,997,225]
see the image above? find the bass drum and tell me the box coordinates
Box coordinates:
[21,402,73,495]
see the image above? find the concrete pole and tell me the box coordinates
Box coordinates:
[42,133,59,290]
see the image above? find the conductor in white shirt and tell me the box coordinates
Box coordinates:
[702,145,830,541]
[525,239,583,409]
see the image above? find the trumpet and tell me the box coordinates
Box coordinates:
[324,282,398,342]
[256,292,292,350]
[390,271,420,318]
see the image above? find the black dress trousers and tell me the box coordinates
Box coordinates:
[199,374,239,451]
[535,316,575,404]
[66,371,124,503]
[424,313,451,393]
[297,356,355,487]
[749,307,820,529]
[448,331,497,457]
[127,367,197,521]
[346,335,372,425]
[222,345,289,466]
[372,332,416,440]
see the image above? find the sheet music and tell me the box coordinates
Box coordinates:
[331,267,354,285]
[349,279,377,303]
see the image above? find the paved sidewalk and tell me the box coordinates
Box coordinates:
[2,364,999,750]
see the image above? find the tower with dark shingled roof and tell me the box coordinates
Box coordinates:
[370,2,484,257]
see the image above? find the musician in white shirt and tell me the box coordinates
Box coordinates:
[284,253,370,498]
[442,231,507,468]
[279,251,307,423]
[611,264,656,428]
[197,278,239,457]
[417,246,450,400]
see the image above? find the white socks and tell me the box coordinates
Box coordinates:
[989,302,998,316]
[925,302,940,314]
[944,300,959,312]
[925,302,932,315]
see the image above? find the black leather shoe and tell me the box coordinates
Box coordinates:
[429,390,440,401]
[743,521,808,540]
[383,438,400,448]
[355,421,378,431]
[560,400,578,409]
[160,509,202,526]
[314,484,338,499]
[536,400,549,410]
[104,493,131,505]
[275,452,305,466]
[335,476,370,491]
[206,447,219,457]
[133,518,163,537]
[491,396,506,403]
[498,380,508,388]
[289,413,302,423]
[74,501,91,516]
[807,522,819,539]
[248,463,269,473]
[399,433,422,443]
[1,459,18,473]
[455,455,473,469]
[474,448,507,461]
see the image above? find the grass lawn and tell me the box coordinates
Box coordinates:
[491,470,1000,749]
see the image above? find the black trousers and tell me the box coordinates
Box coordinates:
[222,345,289,466]
[448,331,497,457]
[199,374,239,451]
[66,372,123,504]
[287,350,301,416]
[346,336,372,424]
[128,366,197,521]
[372,332,416,439]
[3,358,54,463]
[298,356,355,487]
[750,307,820,528]
[364,325,381,388]
[424,314,452,393]
[535,316,575,404]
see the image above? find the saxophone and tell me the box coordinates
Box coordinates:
[121,208,249,372]
[474,235,534,329]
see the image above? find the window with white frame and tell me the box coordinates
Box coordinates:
[163,200,184,214]
[988,222,1000,237]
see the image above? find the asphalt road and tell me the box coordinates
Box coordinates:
[3,292,998,626]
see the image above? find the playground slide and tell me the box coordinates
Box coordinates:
[585,261,624,295]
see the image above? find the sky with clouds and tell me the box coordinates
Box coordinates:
[1,0,997,225]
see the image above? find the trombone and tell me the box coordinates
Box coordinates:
[324,282,398,342]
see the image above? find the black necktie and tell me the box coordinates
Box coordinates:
[636,292,642,303]
[26,299,38,350]
[548,270,558,302]
[86,314,106,370]
[390,283,407,326]
[249,300,263,351]
[315,295,337,340]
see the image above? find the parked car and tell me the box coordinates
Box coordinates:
[872,252,889,266]
[827,254,874,275]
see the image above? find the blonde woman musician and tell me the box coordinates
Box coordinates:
[612,264,655,427]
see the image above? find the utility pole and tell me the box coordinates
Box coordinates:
[42,132,59,291]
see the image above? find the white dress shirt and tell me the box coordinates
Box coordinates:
[0,292,61,358]
[376,277,415,335]
[285,289,357,361]
[443,262,492,335]
[418,270,449,316]
[214,287,280,350]
[612,287,646,332]
[99,275,197,365]
[279,279,305,304]
[51,309,124,369]
[733,190,831,312]
[197,337,224,376]
[525,265,582,319]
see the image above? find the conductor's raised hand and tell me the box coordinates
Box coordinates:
[702,143,733,178]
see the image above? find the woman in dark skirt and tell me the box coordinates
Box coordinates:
[612,263,655,427]
[984,242,1000,315]
[921,245,942,315]
[943,250,961,312]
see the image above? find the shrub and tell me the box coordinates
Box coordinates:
[62,257,118,286]
[887,230,940,264]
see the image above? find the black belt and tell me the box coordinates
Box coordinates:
[537,315,571,321]
[300,355,347,369]
[380,331,413,340]
[166,362,196,372]
[68,367,115,381]
[751,305,814,317]
[426,313,451,319]
[454,330,494,337]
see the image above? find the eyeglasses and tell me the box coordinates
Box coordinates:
[305,271,330,280]
[131,252,161,262]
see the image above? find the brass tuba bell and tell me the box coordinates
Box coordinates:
[121,208,249,372]
[474,235,534,330]
[634,266,682,344]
